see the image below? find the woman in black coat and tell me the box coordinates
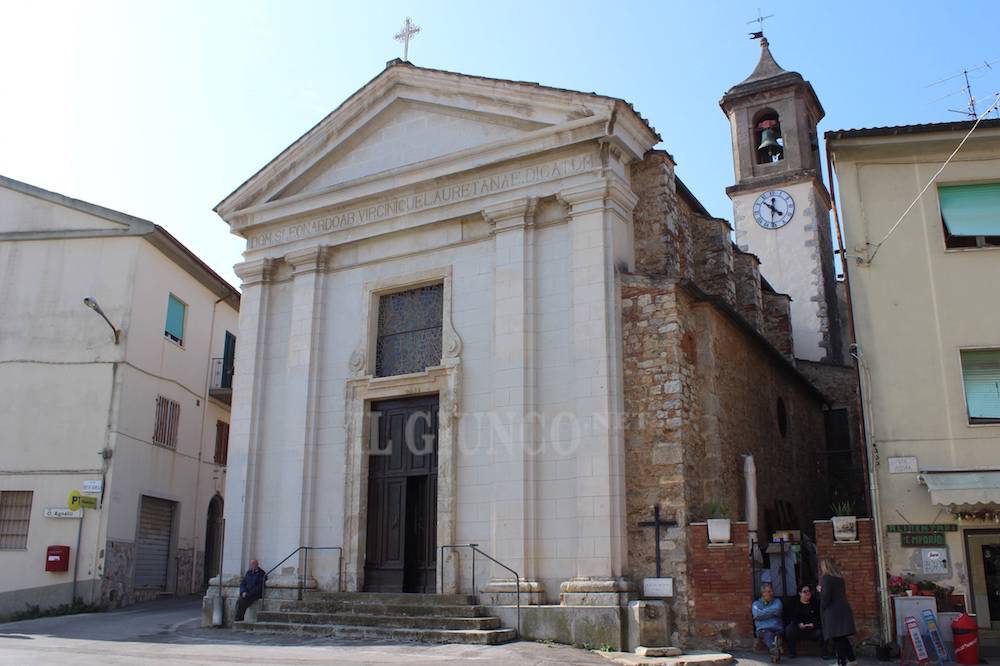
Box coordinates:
[818,558,857,666]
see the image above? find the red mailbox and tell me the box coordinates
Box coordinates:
[45,545,70,572]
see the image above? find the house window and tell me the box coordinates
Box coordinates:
[214,421,230,465]
[375,284,443,377]
[939,184,1000,249]
[0,491,33,550]
[153,396,181,448]
[961,350,1000,424]
[164,294,187,345]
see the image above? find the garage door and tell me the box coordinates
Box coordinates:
[135,496,176,589]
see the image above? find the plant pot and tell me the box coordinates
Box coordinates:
[831,515,858,542]
[707,518,732,544]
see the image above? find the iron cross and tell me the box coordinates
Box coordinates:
[638,504,677,578]
[394,17,421,62]
[746,8,774,39]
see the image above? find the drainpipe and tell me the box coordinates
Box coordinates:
[193,296,225,590]
[827,143,890,645]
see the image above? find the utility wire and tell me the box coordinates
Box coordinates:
[865,93,1000,265]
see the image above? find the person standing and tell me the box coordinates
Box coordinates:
[235,558,267,622]
[752,583,785,662]
[818,558,857,666]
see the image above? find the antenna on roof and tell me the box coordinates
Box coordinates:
[927,58,1000,119]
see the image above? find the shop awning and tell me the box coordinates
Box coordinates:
[920,470,1000,509]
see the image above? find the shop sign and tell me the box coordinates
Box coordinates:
[901,533,946,547]
[887,524,958,533]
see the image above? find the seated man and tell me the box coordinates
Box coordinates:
[785,584,831,659]
[752,583,784,663]
[235,558,267,621]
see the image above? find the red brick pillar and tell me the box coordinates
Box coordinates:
[688,522,754,648]
[815,519,880,641]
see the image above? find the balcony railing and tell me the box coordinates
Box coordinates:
[209,358,234,404]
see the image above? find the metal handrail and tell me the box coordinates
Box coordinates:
[440,543,520,637]
[262,546,343,601]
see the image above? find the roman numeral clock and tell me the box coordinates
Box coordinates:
[752,189,795,230]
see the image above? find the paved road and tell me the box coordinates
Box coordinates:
[0,596,609,665]
[0,597,869,665]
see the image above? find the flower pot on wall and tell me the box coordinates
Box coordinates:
[707,518,732,544]
[831,515,858,542]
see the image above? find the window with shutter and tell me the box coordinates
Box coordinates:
[0,491,33,550]
[164,294,187,344]
[939,184,1000,249]
[214,421,229,465]
[961,350,1000,424]
[153,396,181,448]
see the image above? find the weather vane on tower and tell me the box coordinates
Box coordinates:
[747,8,774,41]
[395,17,421,62]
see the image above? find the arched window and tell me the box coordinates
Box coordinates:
[753,109,784,164]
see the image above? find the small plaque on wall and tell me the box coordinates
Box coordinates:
[888,456,919,474]
[921,548,949,574]
[643,577,674,597]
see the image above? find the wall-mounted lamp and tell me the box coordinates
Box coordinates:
[83,297,121,344]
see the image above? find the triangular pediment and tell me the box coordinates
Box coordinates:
[216,63,660,222]
[277,99,547,200]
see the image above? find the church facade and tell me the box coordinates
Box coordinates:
[214,52,853,647]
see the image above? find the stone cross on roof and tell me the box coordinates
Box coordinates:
[394,17,421,62]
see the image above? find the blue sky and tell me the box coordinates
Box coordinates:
[2,1,998,286]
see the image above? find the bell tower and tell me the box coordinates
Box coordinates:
[721,37,842,363]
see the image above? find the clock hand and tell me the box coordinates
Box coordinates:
[763,201,779,215]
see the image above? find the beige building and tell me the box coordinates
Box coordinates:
[0,175,238,616]
[828,120,1000,631]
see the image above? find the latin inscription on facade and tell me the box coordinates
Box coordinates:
[247,154,597,250]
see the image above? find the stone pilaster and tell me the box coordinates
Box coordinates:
[558,178,636,587]
[223,257,273,576]
[279,246,328,581]
[481,197,545,603]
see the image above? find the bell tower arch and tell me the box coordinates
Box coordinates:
[721,37,842,363]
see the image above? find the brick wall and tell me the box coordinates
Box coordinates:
[687,521,754,649]
[815,519,880,641]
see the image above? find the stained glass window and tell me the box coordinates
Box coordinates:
[375,284,443,377]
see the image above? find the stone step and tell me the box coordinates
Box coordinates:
[233,620,517,645]
[300,591,476,606]
[256,610,501,630]
[265,600,491,617]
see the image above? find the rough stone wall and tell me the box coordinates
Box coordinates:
[761,290,794,357]
[621,275,695,643]
[815,519,880,642]
[797,360,868,515]
[733,251,764,331]
[691,217,737,308]
[100,539,135,608]
[630,151,693,279]
[678,289,829,539]
[687,522,754,650]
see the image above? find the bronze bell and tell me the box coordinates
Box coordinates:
[758,128,783,159]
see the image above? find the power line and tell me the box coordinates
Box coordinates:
[863,93,1000,266]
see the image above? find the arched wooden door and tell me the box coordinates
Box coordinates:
[203,495,223,588]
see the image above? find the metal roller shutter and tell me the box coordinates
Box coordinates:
[135,496,175,589]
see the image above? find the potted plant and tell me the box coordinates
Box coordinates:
[704,501,732,544]
[831,500,857,542]
[916,580,938,597]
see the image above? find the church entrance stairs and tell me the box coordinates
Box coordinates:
[232,592,517,645]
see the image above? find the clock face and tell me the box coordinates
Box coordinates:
[752,190,795,229]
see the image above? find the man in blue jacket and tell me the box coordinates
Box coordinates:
[752,583,784,662]
[235,559,267,621]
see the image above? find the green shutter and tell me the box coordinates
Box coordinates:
[962,350,1000,421]
[165,295,185,342]
[939,184,1000,236]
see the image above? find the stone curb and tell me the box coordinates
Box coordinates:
[595,650,735,666]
